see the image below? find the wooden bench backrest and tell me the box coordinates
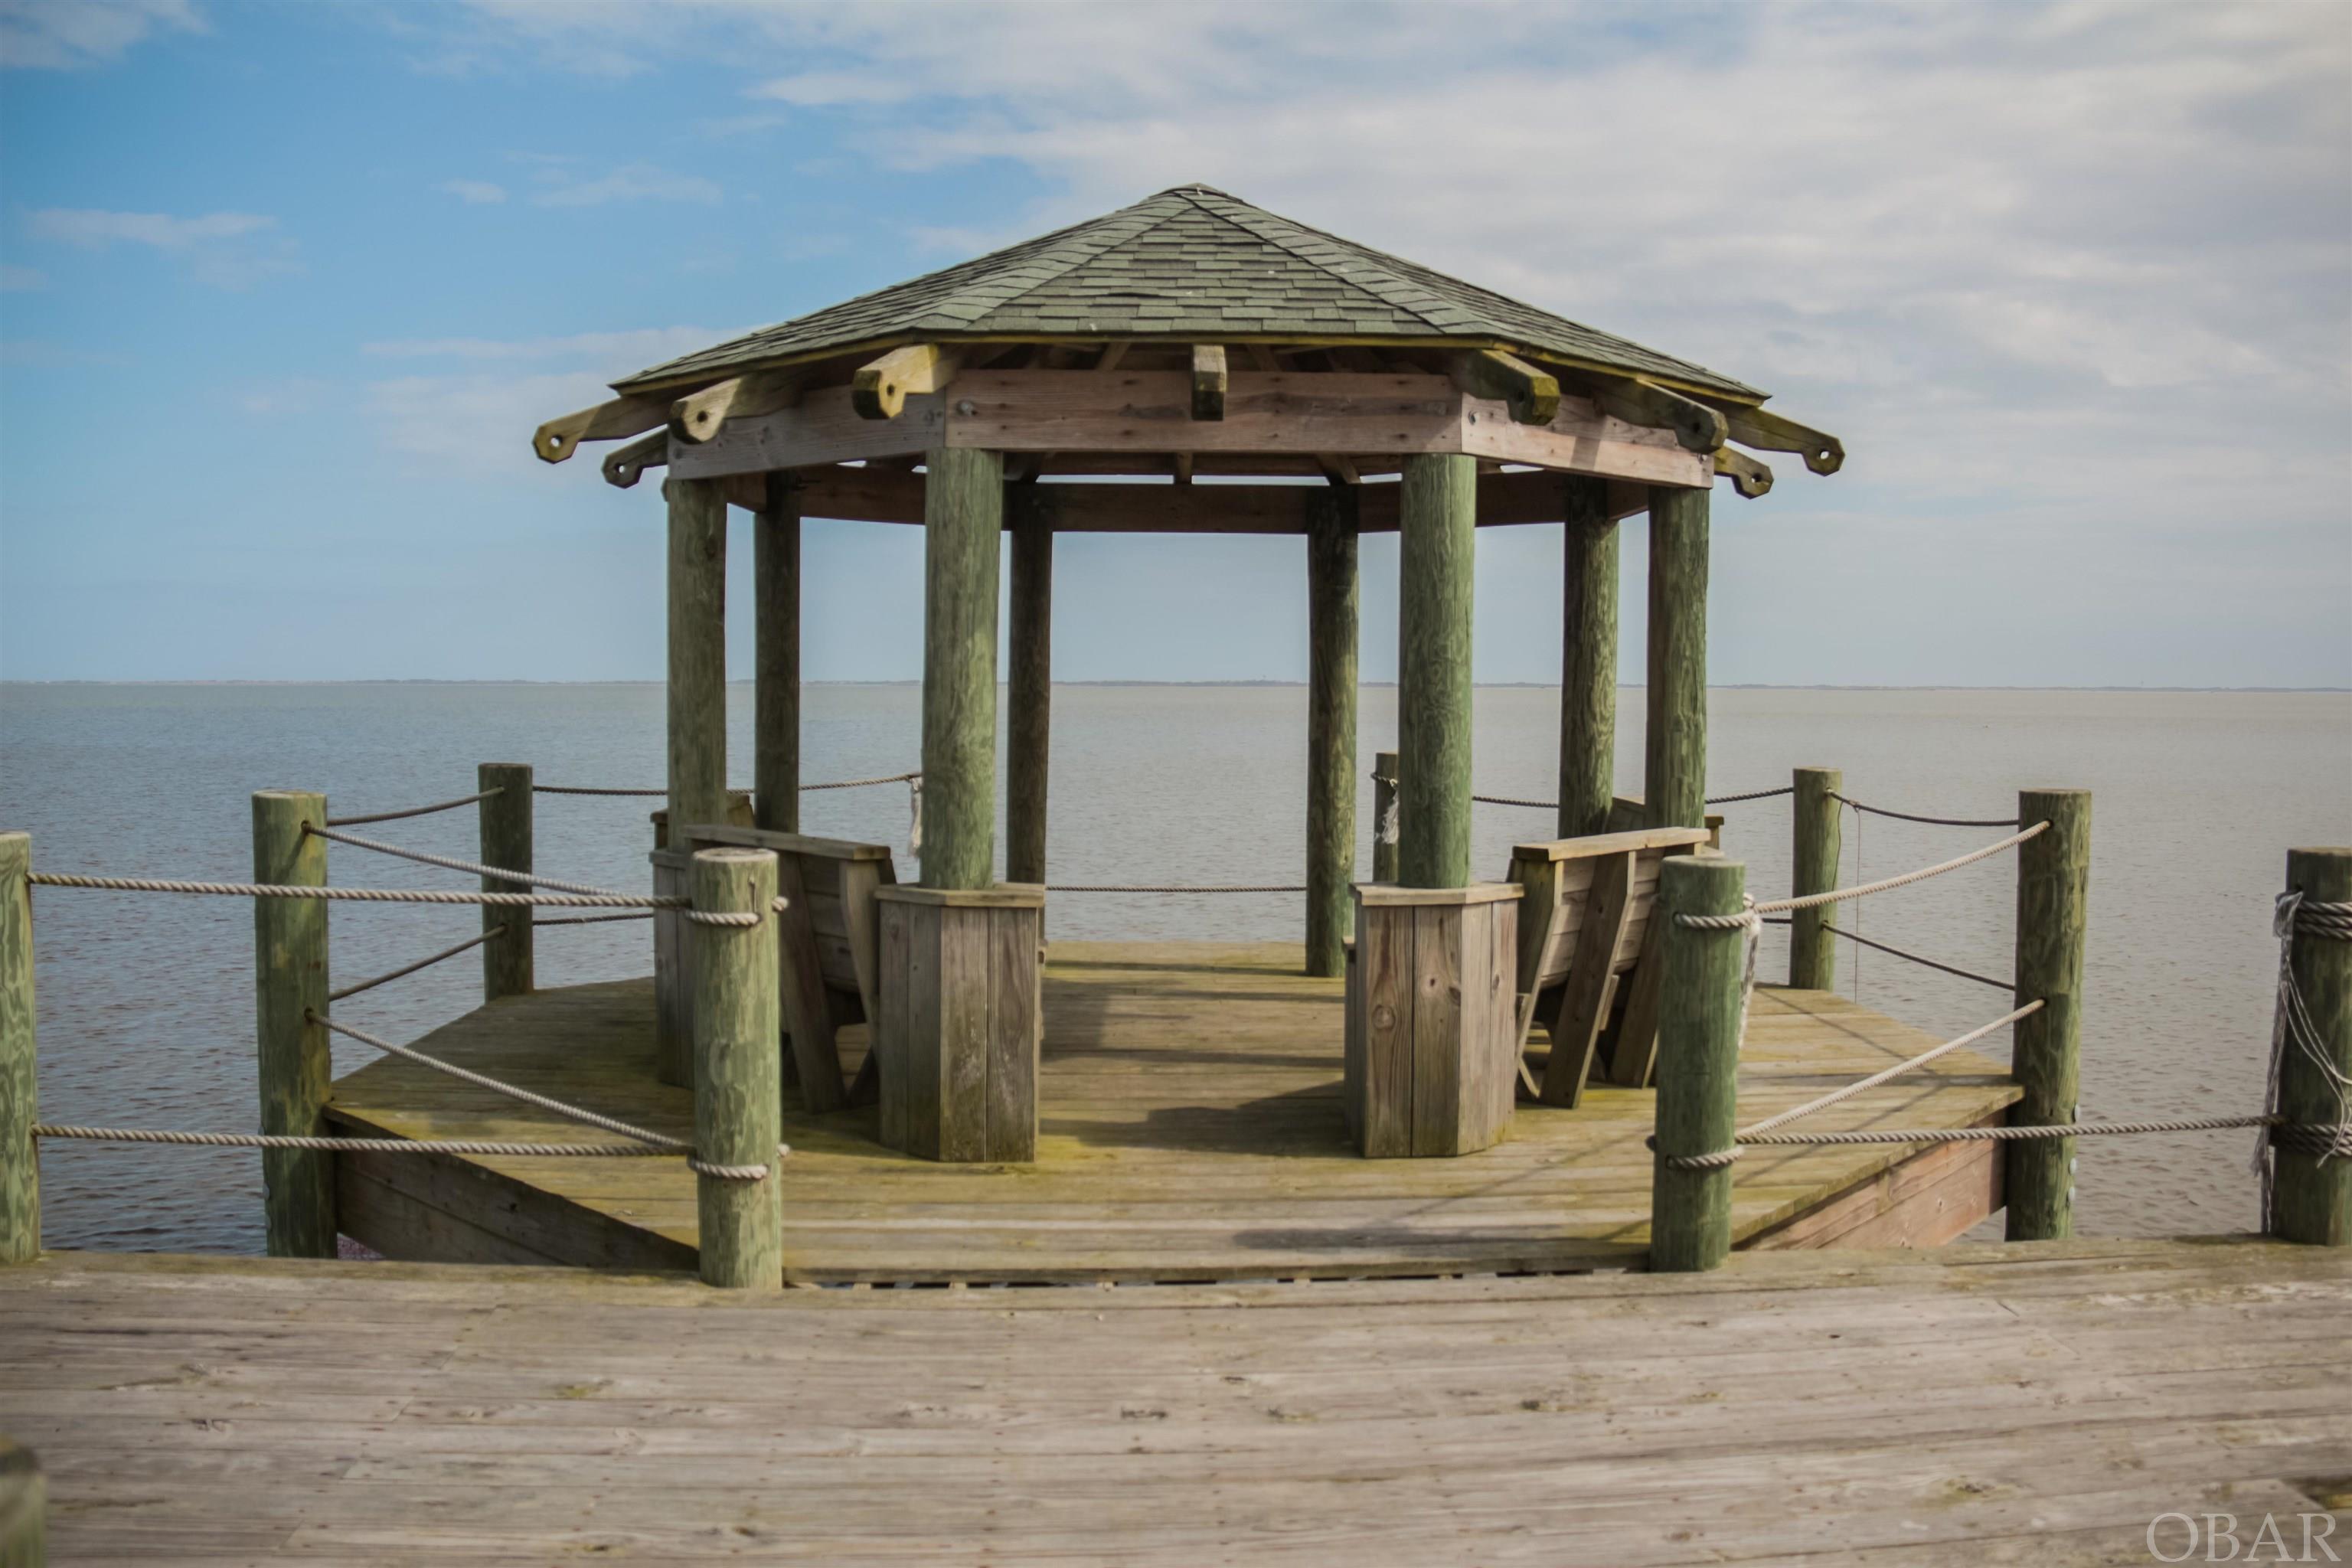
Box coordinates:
[1508,826,1713,996]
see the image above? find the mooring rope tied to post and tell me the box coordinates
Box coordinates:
[2259,891,2352,1210]
[1828,791,2018,828]
[328,928,501,1002]
[322,789,501,829]
[27,870,677,910]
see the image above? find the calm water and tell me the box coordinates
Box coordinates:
[2,683,2346,1253]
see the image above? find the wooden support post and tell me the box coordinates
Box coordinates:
[0,833,35,1265]
[754,474,801,835]
[920,447,1003,890]
[2272,847,2350,1245]
[1788,766,1841,990]
[1559,479,1618,840]
[1305,488,1360,976]
[1643,486,1709,829]
[1006,487,1052,886]
[1371,750,1400,884]
[1397,452,1476,888]
[1648,854,1746,1271]
[667,476,729,835]
[478,763,533,1001]
[691,847,782,1289]
[2008,789,2089,1242]
[253,790,334,1258]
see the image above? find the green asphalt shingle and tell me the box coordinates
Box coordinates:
[615,186,1762,400]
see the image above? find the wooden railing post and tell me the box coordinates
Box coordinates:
[1371,750,1400,884]
[2008,788,2089,1242]
[1,832,37,1265]
[1649,854,1746,1271]
[1788,767,1841,990]
[691,847,782,1289]
[2272,846,2350,1246]
[253,790,335,1257]
[479,763,533,1001]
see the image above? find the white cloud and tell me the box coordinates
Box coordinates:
[0,265,44,291]
[361,325,737,366]
[437,178,508,205]
[525,159,721,209]
[0,0,202,70]
[24,206,298,288]
[367,369,621,479]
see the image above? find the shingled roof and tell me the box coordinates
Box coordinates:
[615,185,1763,403]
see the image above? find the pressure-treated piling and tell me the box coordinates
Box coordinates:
[1305,488,1360,975]
[1649,854,1747,1271]
[667,476,729,835]
[2008,789,2089,1241]
[1558,478,1617,841]
[920,447,1003,891]
[0,833,35,1264]
[478,763,533,1001]
[1644,486,1708,830]
[2272,846,2350,1246]
[1788,767,1842,990]
[1006,487,1053,887]
[691,847,782,1288]
[1371,750,1400,885]
[1397,452,1475,888]
[754,473,801,835]
[253,789,334,1257]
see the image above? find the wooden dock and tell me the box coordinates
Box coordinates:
[3,1238,2343,1563]
[328,941,2020,1282]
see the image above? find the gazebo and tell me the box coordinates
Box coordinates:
[534,184,1842,1162]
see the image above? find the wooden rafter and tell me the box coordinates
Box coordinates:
[1191,346,1227,420]
[532,395,669,464]
[1560,372,1728,455]
[1449,350,1560,426]
[602,430,669,488]
[1716,403,1845,475]
[852,343,962,420]
[1713,446,1773,499]
[669,371,807,446]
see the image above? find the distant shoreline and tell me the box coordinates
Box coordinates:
[5,681,2347,694]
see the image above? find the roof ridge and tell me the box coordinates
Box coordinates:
[1173,188,1453,335]
[965,198,1204,322]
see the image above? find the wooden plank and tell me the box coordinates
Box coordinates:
[651,850,691,1088]
[686,825,894,862]
[987,905,1040,1161]
[1409,903,1463,1157]
[1459,391,1712,486]
[1508,854,1560,1066]
[1361,909,1413,1158]
[937,906,989,1162]
[1511,825,1713,863]
[668,384,940,479]
[875,900,911,1152]
[1606,898,1671,1088]
[1540,849,1636,1108]
[947,370,1462,458]
[769,851,844,1113]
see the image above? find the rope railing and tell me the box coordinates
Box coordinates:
[1756,822,2047,919]
[534,911,655,928]
[1049,883,1305,894]
[1828,791,2017,828]
[328,928,501,1002]
[534,770,920,797]
[1447,784,1793,811]
[322,789,500,829]
[28,871,675,910]
[1759,915,2013,991]
[306,825,783,925]
[32,1125,684,1158]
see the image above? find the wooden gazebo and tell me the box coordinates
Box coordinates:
[534,183,1842,1162]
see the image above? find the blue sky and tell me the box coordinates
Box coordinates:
[2,0,2347,686]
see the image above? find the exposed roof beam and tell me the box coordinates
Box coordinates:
[1714,446,1774,499]
[602,430,669,489]
[1191,345,1227,420]
[532,395,669,464]
[1171,452,1194,485]
[669,371,807,446]
[1716,403,1845,475]
[852,343,962,420]
[1449,350,1560,426]
[1315,454,1361,486]
[1579,374,1727,454]
[1095,341,1131,373]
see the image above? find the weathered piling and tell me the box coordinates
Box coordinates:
[754,473,801,835]
[667,476,729,835]
[1372,750,1400,885]
[1397,452,1475,888]
[1558,478,1617,841]
[0,1437,41,1568]
[2272,845,2350,1246]
[253,790,335,1257]
[0,833,35,1265]
[691,848,782,1289]
[920,447,1003,891]
[1788,767,1842,990]
[1006,486,1053,887]
[1648,854,1746,1271]
[2008,789,2089,1242]
[1643,487,1708,830]
[1305,488,1359,976]
[478,763,533,1001]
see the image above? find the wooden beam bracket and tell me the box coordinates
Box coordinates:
[1191,345,1227,420]
[671,371,808,446]
[852,344,962,421]
[1716,403,1846,475]
[1450,350,1560,426]
[603,430,670,489]
[1713,447,1773,499]
[533,395,669,464]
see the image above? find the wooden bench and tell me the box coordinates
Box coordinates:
[662,825,898,1115]
[1506,826,1713,1109]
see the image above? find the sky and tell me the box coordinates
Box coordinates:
[0,0,2346,688]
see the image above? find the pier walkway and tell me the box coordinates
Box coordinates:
[327,942,2021,1281]
[3,1238,2344,1563]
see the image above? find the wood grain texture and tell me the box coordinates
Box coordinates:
[1397,452,1476,888]
[665,477,730,835]
[0,834,34,1263]
[1559,479,1618,839]
[2009,789,2090,1242]
[874,887,1044,1163]
[1005,487,1053,886]
[649,850,691,1089]
[1305,488,1359,977]
[1643,485,1709,830]
[477,763,533,1002]
[252,789,333,1258]
[2275,846,2351,1245]
[920,447,1003,890]
[753,474,801,834]
[1788,766,1841,991]
[689,848,782,1289]
[1649,855,1747,1271]
[1540,850,1635,1108]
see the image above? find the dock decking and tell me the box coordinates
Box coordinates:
[4,1239,2344,1563]
[328,942,2019,1281]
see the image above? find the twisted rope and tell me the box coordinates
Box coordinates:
[1048,884,1305,894]
[328,929,500,1002]
[1828,792,2017,828]
[1759,915,2014,991]
[324,789,499,828]
[2289,897,2352,942]
[1707,785,1796,805]
[1737,1001,2042,1142]
[310,825,781,923]
[1654,1115,2344,1171]
[1472,792,1556,810]
[1753,822,2048,916]
[805,769,922,792]
[534,911,655,928]
[33,1125,680,1158]
[534,770,921,797]
[2258,891,2352,1218]
[28,871,673,910]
